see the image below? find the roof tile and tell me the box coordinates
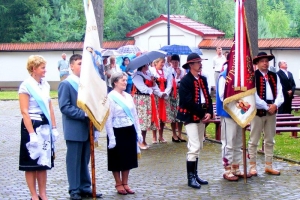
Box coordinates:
[0,40,135,51]
[199,38,300,49]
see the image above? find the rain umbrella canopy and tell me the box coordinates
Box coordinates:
[126,50,167,71]
[190,47,203,55]
[117,45,141,54]
[102,49,122,57]
[159,44,192,55]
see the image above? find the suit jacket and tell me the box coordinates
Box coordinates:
[177,72,213,123]
[58,80,89,141]
[277,69,296,99]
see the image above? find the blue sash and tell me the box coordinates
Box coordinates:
[66,76,78,92]
[110,94,134,123]
[25,83,52,127]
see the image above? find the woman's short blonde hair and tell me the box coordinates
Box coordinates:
[153,57,165,66]
[26,55,46,75]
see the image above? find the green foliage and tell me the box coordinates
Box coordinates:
[2,0,300,42]
[21,2,84,42]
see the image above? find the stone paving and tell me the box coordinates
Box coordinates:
[1,99,300,200]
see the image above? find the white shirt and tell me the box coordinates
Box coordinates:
[132,71,163,97]
[106,64,121,87]
[255,71,284,110]
[193,76,206,104]
[105,90,141,139]
[213,55,226,72]
[18,76,50,114]
[149,67,173,97]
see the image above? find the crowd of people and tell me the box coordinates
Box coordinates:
[18,48,296,199]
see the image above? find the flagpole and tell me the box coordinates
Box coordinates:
[242,127,247,183]
[89,121,97,199]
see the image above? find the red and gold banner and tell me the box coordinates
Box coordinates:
[223,0,256,128]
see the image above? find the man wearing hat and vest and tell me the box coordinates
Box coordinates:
[177,53,213,189]
[248,52,284,176]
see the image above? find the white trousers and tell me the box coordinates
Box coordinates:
[221,117,243,167]
[185,122,205,161]
[248,114,276,163]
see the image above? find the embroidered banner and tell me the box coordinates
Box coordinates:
[223,0,256,128]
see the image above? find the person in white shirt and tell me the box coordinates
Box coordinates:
[105,72,143,195]
[248,52,284,176]
[105,56,121,93]
[132,64,163,149]
[212,46,226,87]
[149,57,173,144]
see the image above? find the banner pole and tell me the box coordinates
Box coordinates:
[89,121,96,199]
[242,127,247,183]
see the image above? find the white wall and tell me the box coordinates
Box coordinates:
[133,22,203,51]
[0,51,82,82]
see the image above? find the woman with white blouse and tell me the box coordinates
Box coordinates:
[19,55,58,200]
[149,57,173,143]
[132,64,164,149]
[105,72,143,195]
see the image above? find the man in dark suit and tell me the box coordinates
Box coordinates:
[58,54,102,200]
[277,60,296,114]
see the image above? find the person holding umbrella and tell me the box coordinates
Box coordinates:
[127,50,167,149]
[150,57,173,144]
[177,53,213,189]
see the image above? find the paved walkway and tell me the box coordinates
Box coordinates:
[0,100,300,200]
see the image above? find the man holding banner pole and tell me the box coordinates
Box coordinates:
[248,52,283,176]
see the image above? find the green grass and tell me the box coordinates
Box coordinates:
[0,91,58,100]
[205,110,300,162]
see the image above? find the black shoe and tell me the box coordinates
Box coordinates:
[178,137,186,142]
[70,193,82,200]
[195,158,208,185]
[80,191,102,198]
[187,161,201,189]
[172,136,180,143]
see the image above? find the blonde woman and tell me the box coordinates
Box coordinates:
[19,55,58,200]
[149,57,172,143]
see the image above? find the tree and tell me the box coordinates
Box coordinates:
[92,0,104,45]
[0,0,49,43]
[258,16,273,38]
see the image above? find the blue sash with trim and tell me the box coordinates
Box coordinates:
[110,94,134,123]
[25,83,52,127]
[66,76,78,92]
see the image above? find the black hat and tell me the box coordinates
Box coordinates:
[182,53,202,69]
[253,52,274,64]
[171,54,180,61]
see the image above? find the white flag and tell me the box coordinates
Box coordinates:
[77,1,109,131]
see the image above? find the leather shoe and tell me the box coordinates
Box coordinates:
[80,191,102,198]
[70,193,82,200]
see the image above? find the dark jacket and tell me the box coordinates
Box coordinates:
[177,72,213,123]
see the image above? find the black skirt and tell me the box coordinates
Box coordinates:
[107,125,138,171]
[19,114,54,171]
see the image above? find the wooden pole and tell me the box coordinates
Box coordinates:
[242,127,247,183]
[89,121,96,199]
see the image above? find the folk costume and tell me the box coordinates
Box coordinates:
[248,52,284,176]
[177,53,213,189]
[132,71,162,131]
[19,77,55,171]
[216,70,251,181]
[149,66,173,125]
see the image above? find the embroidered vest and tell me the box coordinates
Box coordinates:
[255,70,277,117]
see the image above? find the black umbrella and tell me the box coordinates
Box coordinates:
[126,50,167,71]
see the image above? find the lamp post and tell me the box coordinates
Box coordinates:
[167,0,170,45]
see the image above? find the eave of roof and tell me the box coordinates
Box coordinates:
[126,14,225,38]
[0,40,135,52]
[199,38,300,50]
